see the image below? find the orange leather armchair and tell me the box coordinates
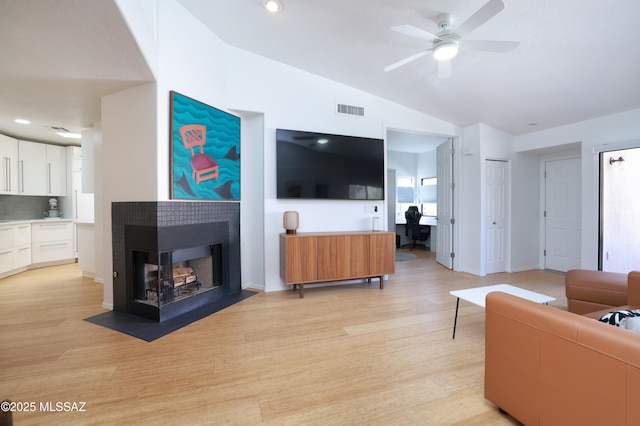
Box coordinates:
[485,288,640,425]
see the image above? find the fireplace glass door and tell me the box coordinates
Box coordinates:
[133,244,222,308]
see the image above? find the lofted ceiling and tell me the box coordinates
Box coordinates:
[179,0,640,136]
[1,0,639,148]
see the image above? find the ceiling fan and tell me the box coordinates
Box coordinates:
[384,0,519,79]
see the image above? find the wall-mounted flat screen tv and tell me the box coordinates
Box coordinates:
[276,128,384,200]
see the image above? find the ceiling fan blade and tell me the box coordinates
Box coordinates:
[384,51,430,72]
[390,25,441,42]
[438,59,452,79]
[453,0,505,38]
[460,40,519,52]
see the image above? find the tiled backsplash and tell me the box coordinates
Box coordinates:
[0,195,62,220]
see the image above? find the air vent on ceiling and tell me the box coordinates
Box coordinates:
[45,126,71,132]
[336,103,365,117]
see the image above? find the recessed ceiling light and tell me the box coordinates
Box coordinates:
[15,118,30,124]
[55,132,82,139]
[317,138,329,144]
[263,0,283,13]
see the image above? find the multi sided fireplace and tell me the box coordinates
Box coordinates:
[124,222,231,322]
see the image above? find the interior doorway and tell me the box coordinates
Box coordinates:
[385,128,452,260]
[600,147,640,273]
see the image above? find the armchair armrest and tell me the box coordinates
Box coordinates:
[628,271,640,306]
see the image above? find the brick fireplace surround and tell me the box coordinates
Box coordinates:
[111,201,241,321]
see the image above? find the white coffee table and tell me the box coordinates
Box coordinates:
[449,284,556,339]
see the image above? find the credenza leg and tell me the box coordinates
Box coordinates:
[380,276,384,289]
[299,284,304,298]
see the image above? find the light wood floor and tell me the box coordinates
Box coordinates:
[0,250,566,425]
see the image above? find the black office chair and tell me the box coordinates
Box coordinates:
[401,206,430,251]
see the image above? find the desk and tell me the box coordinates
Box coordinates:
[396,216,437,226]
[396,217,437,251]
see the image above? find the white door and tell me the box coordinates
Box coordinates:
[436,139,454,269]
[485,160,509,274]
[545,158,581,272]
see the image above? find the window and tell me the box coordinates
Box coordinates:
[396,176,415,223]
[420,177,437,217]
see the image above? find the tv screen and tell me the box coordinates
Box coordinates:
[276,129,384,200]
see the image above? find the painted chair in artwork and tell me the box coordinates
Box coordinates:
[179,124,218,184]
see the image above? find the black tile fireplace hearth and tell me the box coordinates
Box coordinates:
[112,202,241,322]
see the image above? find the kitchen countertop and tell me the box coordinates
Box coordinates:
[0,219,74,225]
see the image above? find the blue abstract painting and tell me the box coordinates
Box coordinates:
[170,91,241,201]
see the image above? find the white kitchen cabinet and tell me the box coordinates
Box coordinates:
[31,221,73,264]
[0,134,19,195]
[13,223,31,269]
[0,224,11,250]
[0,248,11,274]
[18,140,46,195]
[0,225,13,273]
[18,140,66,196]
[46,144,66,196]
[0,222,32,275]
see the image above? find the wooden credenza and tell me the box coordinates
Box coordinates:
[280,231,395,297]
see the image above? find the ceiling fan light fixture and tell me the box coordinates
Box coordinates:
[263,0,283,13]
[433,41,459,61]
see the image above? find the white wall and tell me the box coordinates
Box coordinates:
[154,1,230,201]
[101,82,158,307]
[387,151,417,178]
[104,0,458,300]
[107,0,640,302]
[514,108,640,269]
[223,47,458,292]
[417,150,437,179]
[460,125,483,275]
[510,151,541,271]
[459,123,541,275]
